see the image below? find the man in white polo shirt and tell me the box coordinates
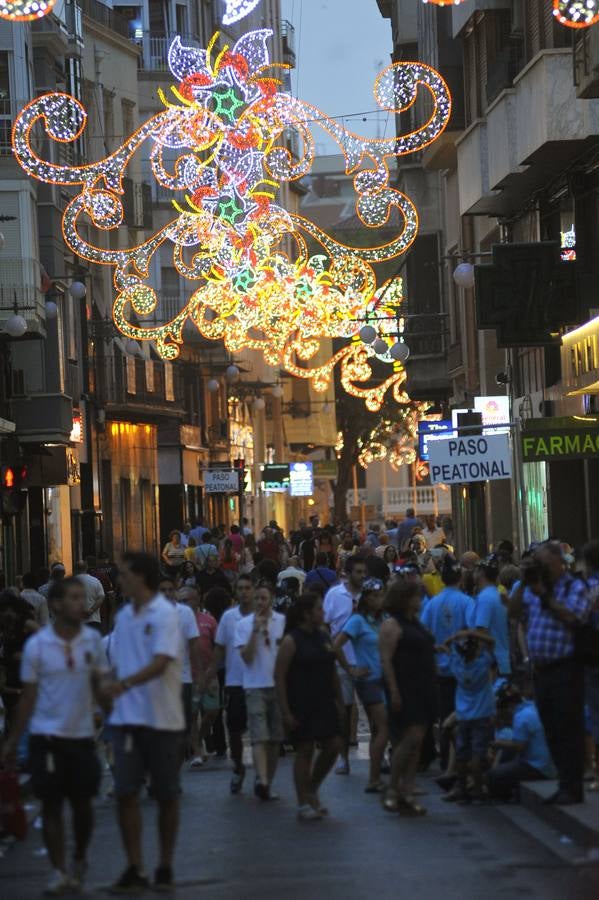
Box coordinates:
[235,580,285,801]
[206,573,255,794]
[107,552,184,895]
[3,577,104,896]
[324,554,368,775]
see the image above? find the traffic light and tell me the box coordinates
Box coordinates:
[233,457,251,493]
[1,464,28,515]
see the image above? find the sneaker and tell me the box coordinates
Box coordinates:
[297,804,322,821]
[43,871,72,896]
[254,780,270,801]
[230,764,246,795]
[71,858,88,889]
[335,759,350,775]
[190,756,204,769]
[154,865,174,892]
[109,865,150,894]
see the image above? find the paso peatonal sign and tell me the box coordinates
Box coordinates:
[428,434,512,485]
[521,416,599,462]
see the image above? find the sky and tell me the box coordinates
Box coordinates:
[280,0,393,153]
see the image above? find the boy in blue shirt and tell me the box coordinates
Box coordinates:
[443,629,496,803]
[487,683,556,801]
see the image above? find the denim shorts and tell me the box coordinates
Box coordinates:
[112,726,183,801]
[337,666,355,707]
[355,678,385,708]
[455,717,494,762]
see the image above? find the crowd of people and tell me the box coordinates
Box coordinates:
[0,510,598,894]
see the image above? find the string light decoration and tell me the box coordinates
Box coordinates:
[0,0,54,20]
[12,29,451,409]
[222,0,262,24]
[421,0,465,6]
[553,0,599,27]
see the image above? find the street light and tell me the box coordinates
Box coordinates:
[453,262,475,289]
[390,340,410,362]
[45,300,58,319]
[69,281,87,300]
[207,378,220,393]
[253,396,266,411]
[4,314,27,337]
[226,364,240,381]
[359,324,377,344]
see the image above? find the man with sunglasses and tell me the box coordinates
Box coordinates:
[3,577,105,896]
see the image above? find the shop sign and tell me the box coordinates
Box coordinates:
[429,434,512,485]
[522,417,599,462]
[290,462,313,497]
[313,459,338,478]
[260,463,290,492]
[418,420,452,460]
[204,469,239,493]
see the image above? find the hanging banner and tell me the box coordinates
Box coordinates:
[429,434,512,484]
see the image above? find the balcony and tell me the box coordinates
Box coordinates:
[135,33,201,73]
[281,20,296,68]
[12,393,73,444]
[574,26,599,99]
[94,352,185,421]
[382,485,452,519]
[455,119,491,216]
[79,0,130,39]
[0,98,12,157]
[0,258,46,337]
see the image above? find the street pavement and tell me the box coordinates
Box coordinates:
[2,751,599,899]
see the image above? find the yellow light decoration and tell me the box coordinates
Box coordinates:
[0,0,54,21]
[12,29,451,408]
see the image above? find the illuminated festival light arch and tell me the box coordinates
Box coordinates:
[553,0,599,27]
[12,29,451,409]
[0,0,54,21]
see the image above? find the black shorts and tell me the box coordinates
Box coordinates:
[112,727,183,801]
[225,686,247,734]
[29,735,101,802]
[181,683,193,734]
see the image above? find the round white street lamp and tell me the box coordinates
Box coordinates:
[453,262,475,289]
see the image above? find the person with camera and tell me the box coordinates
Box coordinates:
[510,542,592,805]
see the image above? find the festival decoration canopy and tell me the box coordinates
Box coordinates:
[12,29,451,409]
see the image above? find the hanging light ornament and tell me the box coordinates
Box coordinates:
[553,0,599,27]
[0,0,55,21]
[12,29,451,410]
[421,0,466,6]
[222,0,262,24]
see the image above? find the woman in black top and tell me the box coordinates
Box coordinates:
[379,580,437,816]
[275,593,342,820]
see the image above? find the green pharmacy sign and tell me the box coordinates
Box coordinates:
[521,417,599,462]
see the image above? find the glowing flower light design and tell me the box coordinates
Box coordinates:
[222,0,262,25]
[0,0,54,21]
[553,0,599,27]
[12,29,451,409]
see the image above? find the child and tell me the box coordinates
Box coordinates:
[443,629,496,803]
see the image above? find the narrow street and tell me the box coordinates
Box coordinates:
[2,755,599,899]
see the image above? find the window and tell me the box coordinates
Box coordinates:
[126,356,136,393]
[121,100,135,142]
[103,89,114,152]
[0,52,11,156]
[165,362,175,401]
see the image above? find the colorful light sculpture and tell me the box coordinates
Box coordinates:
[0,0,54,21]
[553,0,599,27]
[222,0,262,25]
[12,29,451,409]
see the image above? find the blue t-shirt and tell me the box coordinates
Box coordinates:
[421,587,470,677]
[342,614,382,681]
[304,567,338,590]
[467,585,511,675]
[450,647,496,721]
[512,700,556,778]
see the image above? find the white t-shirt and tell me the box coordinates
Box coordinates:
[21,588,50,626]
[215,605,253,687]
[21,625,104,738]
[176,602,200,684]
[76,573,105,624]
[324,582,358,665]
[234,611,285,689]
[109,595,184,731]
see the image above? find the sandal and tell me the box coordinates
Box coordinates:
[307,794,329,816]
[365,782,386,794]
[382,790,399,812]
[398,796,427,816]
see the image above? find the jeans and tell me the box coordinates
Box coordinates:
[438,676,457,771]
[534,657,585,797]
[487,758,545,800]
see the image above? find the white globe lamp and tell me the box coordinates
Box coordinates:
[359,324,377,344]
[45,300,58,319]
[390,341,410,363]
[207,378,219,393]
[69,280,87,299]
[226,364,240,381]
[4,314,27,337]
[453,262,475,289]
[373,338,388,356]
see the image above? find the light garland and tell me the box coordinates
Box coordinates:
[0,0,54,20]
[421,0,465,5]
[222,0,262,25]
[553,0,599,27]
[12,29,451,409]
